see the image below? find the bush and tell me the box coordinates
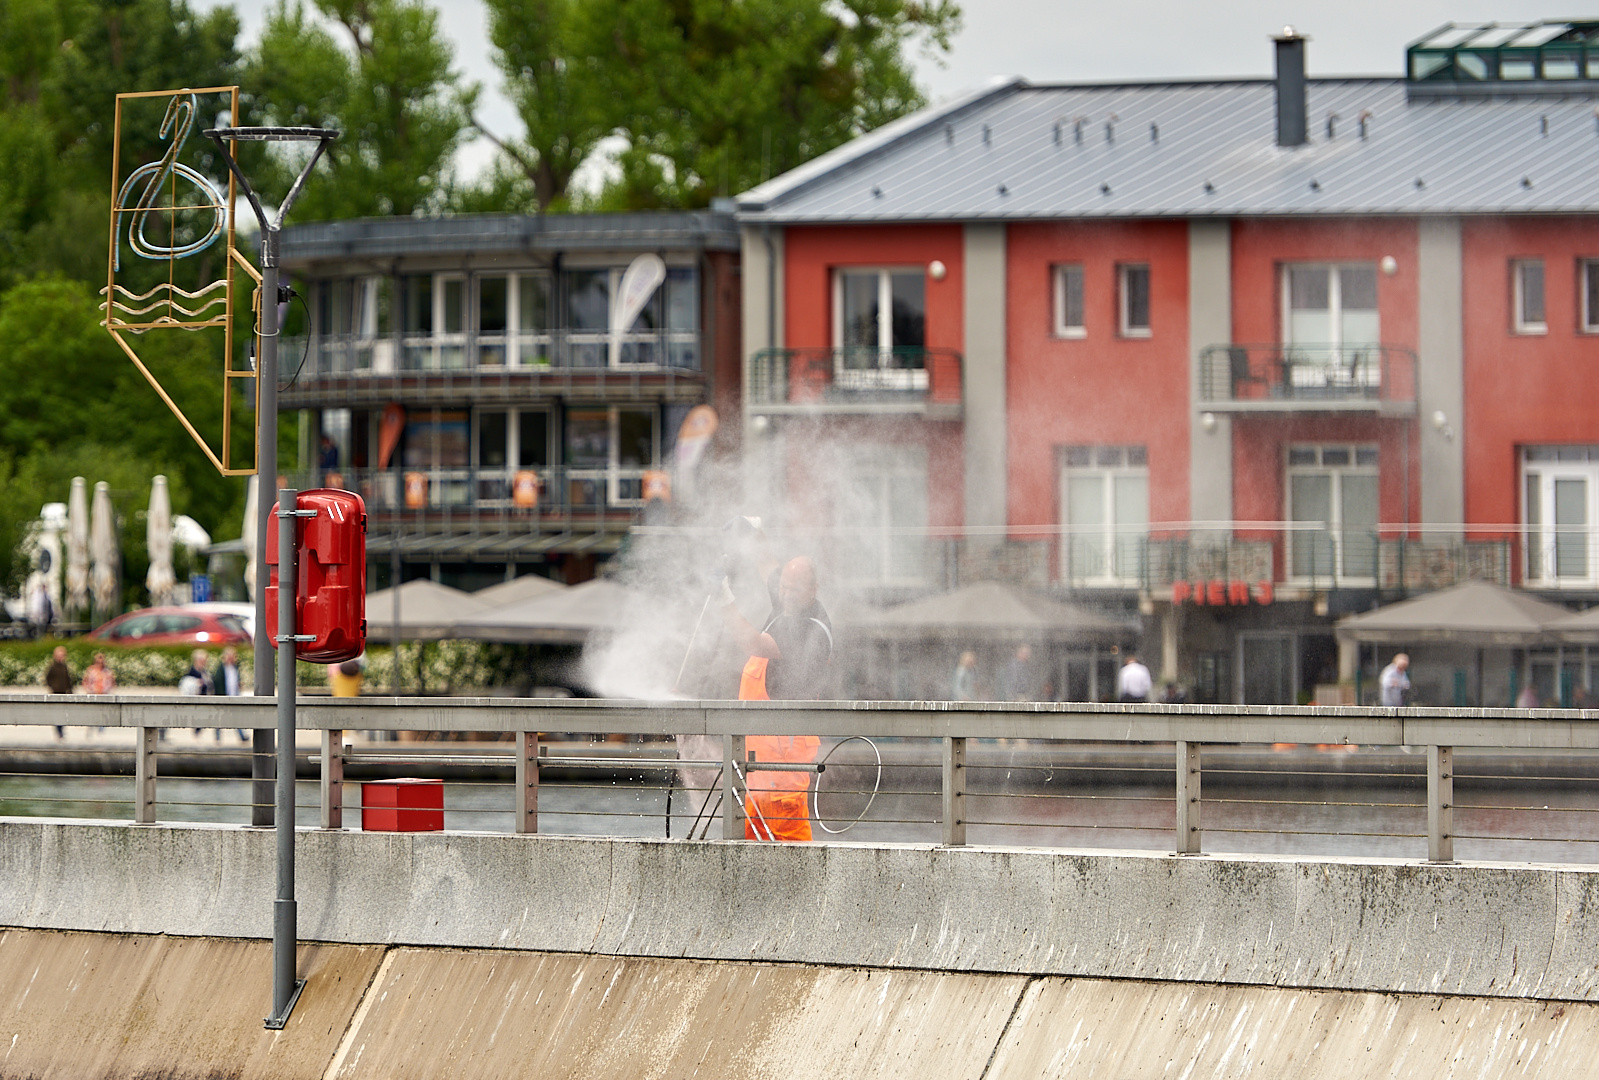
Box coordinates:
[0,638,523,692]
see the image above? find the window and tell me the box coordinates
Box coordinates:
[1514,259,1547,333]
[400,274,466,369]
[1582,260,1599,333]
[838,444,930,586]
[1117,264,1151,337]
[476,409,552,503]
[563,265,699,369]
[833,268,928,388]
[312,276,392,371]
[1286,444,1379,582]
[564,406,659,507]
[1053,264,1085,338]
[1060,445,1148,585]
[1283,263,1380,387]
[1523,446,1599,586]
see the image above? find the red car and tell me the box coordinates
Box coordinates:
[87,606,252,647]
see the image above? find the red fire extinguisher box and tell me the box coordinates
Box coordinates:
[362,779,444,832]
[265,488,367,663]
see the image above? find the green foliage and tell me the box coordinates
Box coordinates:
[0,277,245,600]
[246,0,475,219]
[0,640,252,688]
[480,0,961,210]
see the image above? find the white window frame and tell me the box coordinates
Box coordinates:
[1285,443,1380,584]
[1522,447,1599,588]
[563,263,699,371]
[564,404,660,509]
[1053,263,1086,339]
[1059,445,1149,587]
[473,407,554,506]
[836,443,930,588]
[1117,263,1151,338]
[1581,259,1599,333]
[831,267,929,391]
[1513,258,1548,335]
[1280,262,1381,389]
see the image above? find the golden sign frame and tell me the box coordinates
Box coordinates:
[103,85,260,477]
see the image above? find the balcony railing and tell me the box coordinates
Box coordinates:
[291,465,660,556]
[1197,343,1418,413]
[277,333,706,407]
[746,347,962,418]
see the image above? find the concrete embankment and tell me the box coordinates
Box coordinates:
[5,820,1599,1076]
[2,929,1596,1078]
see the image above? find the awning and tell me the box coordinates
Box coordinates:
[365,579,492,641]
[1547,604,1599,645]
[1335,580,1572,647]
[850,581,1138,642]
[451,579,637,644]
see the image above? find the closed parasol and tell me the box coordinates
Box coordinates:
[145,475,175,606]
[65,476,89,619]
[90,481,119,622]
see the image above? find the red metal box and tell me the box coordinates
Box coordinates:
[265,488,367,663]
[361,778,444,832]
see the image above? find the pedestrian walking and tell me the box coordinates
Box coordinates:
[1118,655,1153,703]
[45,645,71,737]
[1379,653,1410,707]
[953,651,977,701]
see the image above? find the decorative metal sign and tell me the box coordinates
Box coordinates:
[103,86,259,476]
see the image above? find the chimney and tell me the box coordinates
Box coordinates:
[1273,27,1308,148]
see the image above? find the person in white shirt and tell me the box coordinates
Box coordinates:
[1118,655,1153,703]
[1379,653,1410,707]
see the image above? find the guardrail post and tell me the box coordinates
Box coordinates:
[721,733,746,839]
[942,736,967,846]
[134,726,156,824]
[320,730,343,830]
[514,731,539,834]
[1428,745,1454,863]
[1175,740,1201,854]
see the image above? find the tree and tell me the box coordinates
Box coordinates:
[478,0,961,211]
[246,0,475,219]
[0,277,243,559]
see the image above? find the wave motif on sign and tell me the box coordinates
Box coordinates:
[99,280,228,330]
[113,93,227,270]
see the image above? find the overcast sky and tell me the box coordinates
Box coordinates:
[200,0,1569,184]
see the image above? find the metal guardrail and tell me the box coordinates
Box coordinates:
[6,695,1599,862]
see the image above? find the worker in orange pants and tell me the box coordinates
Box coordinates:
[722,556,833,841]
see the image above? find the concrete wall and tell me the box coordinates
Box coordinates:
[964,223,1007,531]
[4,821,1598,1003]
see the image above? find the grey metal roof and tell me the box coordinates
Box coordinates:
[736,77,1599,221]
[281,210,739,266]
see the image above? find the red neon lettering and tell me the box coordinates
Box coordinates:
[1228,580,1250,605]
[1172,581,1192,604]
[1207,581,1226,605]
[1253,581,1274,605]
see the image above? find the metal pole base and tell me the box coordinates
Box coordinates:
[263,978,305,1030]
[266,896,300,1029]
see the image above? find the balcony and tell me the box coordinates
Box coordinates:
[291,465,660,558]
[746,348,962,419]
[1197,344,1418,415]
[277,333,706,409]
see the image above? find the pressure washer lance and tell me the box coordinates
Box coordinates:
[671,516,760,693]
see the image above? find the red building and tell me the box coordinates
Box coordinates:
[735,24,1599,704]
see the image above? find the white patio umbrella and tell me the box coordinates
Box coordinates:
[242,475,258,602]
[89,481,119,623]
[65,476,89,620]
[145,475,175,606]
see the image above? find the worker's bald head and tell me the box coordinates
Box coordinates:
[778,556,817,615]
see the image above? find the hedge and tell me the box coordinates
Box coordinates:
[0,639,528,693]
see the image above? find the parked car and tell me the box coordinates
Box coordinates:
[181,601,256,641]
[86,606,252,647]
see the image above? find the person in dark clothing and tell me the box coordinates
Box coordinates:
[45,646,71,738]
[718,556,832,840]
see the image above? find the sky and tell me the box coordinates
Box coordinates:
[199,0,1572,185]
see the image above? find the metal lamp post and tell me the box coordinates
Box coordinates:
[204,124,338,1030]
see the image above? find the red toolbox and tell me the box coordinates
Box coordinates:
[362,778,444,832]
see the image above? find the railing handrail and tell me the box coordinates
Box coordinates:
[2,696,1595,748]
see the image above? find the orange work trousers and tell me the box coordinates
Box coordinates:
[739,656,816,841]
